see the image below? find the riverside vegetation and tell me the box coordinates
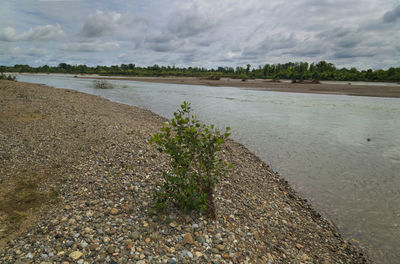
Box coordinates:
[0,73,16,81]
[150,102,231,216]
[3,61,400,82]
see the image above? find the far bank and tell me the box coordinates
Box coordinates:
[77,75,400,98]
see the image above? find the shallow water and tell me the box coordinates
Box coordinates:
[17,74,400,263]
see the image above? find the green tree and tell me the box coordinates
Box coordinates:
[150,102,231,216]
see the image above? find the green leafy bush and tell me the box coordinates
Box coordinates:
[150,102,231,215]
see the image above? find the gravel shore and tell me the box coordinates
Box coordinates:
[0,80,368,263]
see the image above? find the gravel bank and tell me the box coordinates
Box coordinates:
[0,80,368,263]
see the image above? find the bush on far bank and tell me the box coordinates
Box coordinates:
[0,73,17,81]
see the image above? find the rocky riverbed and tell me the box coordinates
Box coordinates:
[0,80,368,263]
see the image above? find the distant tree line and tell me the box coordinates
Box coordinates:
[1,61,400,82]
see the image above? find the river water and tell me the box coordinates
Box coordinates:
[17,74,400,263]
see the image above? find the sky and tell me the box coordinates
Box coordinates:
[0,0,399,70]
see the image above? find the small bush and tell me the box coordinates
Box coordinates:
[150,102,231,216]
[93,79,113,89]
[208,75,221,80]
[0,73,17,81]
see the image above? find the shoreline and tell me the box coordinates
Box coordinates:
[77,75,400,98]
[0,80,369,263]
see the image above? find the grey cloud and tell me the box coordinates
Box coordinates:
[61,41,120,52]
[383,5,400,23]
[80,11,122,38]
[332,47,375,59]
[0,24,64,42]
[168,12,216,38]
[27,47,47,56]
[1,0,400,69]
[242,34,297,58]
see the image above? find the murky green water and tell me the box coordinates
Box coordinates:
[18,74,400,263]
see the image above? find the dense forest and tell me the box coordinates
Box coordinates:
[1,61,400,82]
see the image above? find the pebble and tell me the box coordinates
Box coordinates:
[182,233,194,245]
[167,257,177,264]
[301,253,311,261]
[69,251,83,260]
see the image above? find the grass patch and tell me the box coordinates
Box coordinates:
[0,176,59,227]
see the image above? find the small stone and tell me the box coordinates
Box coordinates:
[169,221,177,228]
[296,243,303,250]
[183,233,194,245]
[25,253,33,259]
[196,235,206,244]
[124,239,133,245]
[131,231,140,240]
[216,244,225,251]
[80,240,88,248]
[167,258,177,264]
[191,224,199,230]
[89,244,97,251]
[57,251,65,256]
[110,208,118,215]
[222,253,230,259]
[103,236,110,243]
[145,237,151,243]
[107,246,115,254]
[136,261,146,264]
[65,240,74,247]
[194,251,203,258]
[69,251,83,260]
[301,254,311,261]
[183,250,193,258]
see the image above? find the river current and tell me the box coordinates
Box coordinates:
[17,74,400,263]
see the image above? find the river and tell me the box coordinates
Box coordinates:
[17,74,400,263]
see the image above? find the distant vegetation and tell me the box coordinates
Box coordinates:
[1,61,400,82]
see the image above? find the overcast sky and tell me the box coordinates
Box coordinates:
[1,0,399,69]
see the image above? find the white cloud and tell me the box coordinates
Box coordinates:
[0,24,64,42]
[0,25,65,42]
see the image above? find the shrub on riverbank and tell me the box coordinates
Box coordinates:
[93,79,113,89]
[0,73,17,81]
[150,102,231,216]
